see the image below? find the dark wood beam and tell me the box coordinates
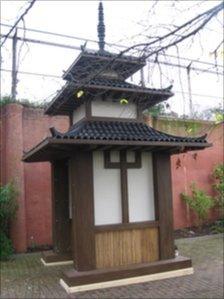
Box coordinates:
[95,220,159,232]
[120,151,129,223]
[83,145,99,152]
[153,152,175,260]
[62,256,192,287]
[51,160,71,255]
[70,151,96,271]
[51,144,75,152]
[128,146,142,151]
[96,145,113,151]
[143,146,157,151]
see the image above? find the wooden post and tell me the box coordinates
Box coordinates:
[120,151,129,223]
[187,63,193,118]
[153,152,175,260]
[51,160,71,254]
[11,29,18,101]
[70,151,96,271]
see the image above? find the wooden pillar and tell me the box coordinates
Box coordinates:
[70,151,96,271]
[51,160,71,254]
[153,152,175,260]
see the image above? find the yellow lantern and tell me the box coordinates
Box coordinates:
[120,98,128,105]
[76,90,84,98]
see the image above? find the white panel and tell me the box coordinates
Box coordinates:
[126,151,135,163]
[93,151,122,225]
[92,99,137,118]
[127,152,155,222]
[110,151,120,163]
[72,104,85,124]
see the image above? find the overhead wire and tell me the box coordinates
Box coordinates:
[0,22,223,69]
[0,0,36,47]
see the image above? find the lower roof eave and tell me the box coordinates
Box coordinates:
[22,137,212,163]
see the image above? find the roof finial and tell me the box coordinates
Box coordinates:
[98,1,105,52]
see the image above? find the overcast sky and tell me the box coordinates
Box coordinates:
[1,0,223,117]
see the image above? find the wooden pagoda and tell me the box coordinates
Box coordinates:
[23,2,211,293]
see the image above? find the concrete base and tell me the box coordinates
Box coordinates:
[41,250,73,266]
[60,267,194,293]
[41,258,73,267]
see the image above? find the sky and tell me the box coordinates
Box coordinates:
[1,0,223,117]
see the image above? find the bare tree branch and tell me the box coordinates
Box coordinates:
[0,0,36,47]
[118,2,223,57]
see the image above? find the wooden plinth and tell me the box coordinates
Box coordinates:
[41,250,73,266]
[60,256,192,293]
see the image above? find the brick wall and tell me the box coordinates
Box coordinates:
[1,104,69,252]
[0,104,223,252]
[149,117,223,228]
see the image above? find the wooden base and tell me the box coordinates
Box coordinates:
[60,267,193,293]
[61,256,192,293]
[41,250,73,266]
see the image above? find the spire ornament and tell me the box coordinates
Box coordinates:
[97,1,105,52]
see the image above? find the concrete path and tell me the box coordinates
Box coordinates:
[0,234,223,298]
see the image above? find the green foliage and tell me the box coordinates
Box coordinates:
[184,121,201,135]
[0,95,45,109]
[0,182,18,231]
[0,232,13,261]
[0,182,18,260]
[147,103,166,117]
[214,112,224,124]
[181,183,215,226]
[211,219,224,234]
[212,164,224,212]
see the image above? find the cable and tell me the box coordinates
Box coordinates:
[0,0,36,47]
[0,22,223,69]
[1,34,222,76]
[1,68,222,100]
[0,68,61,79]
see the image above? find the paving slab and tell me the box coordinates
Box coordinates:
[0,234,223,298]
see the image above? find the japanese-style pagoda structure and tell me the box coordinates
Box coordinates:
[23,2,211,293]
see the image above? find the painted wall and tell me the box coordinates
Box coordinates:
[0,104,223,252]
[72,104,85,124]
[92,99,137,118]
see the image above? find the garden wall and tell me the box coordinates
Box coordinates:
[0,104,223,252]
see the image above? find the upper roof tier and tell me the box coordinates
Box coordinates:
[63,50,146,81]
[63,2,145,82]
[44,2,173,116]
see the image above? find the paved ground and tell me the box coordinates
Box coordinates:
[0,234,223,299]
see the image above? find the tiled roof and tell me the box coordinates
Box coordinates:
[50,121,207,144]
[45,79,173,116]
[81,50,145,63]
[72,77,173,94]
[63,50,146,82]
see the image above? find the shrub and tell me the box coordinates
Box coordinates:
[0,182,18,260]
[0,95,45,109]
[0,182,18,231]
[211,219,224,234]
[181,183,215,228]
[212,164,224,214]
[0,232,13,261]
